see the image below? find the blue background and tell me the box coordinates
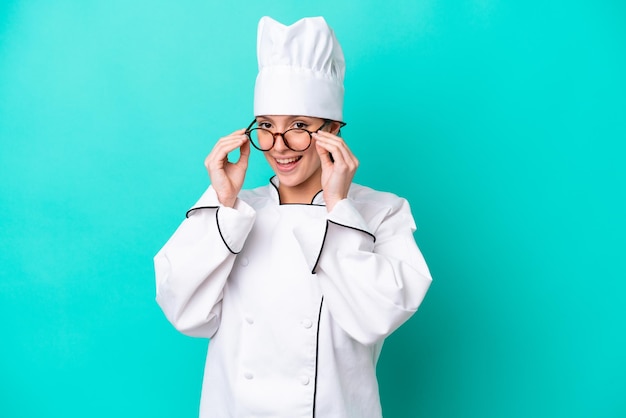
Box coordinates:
[1,1,625,417]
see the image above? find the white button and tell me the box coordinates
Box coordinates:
[300,375,310,385]
[245,316,254,325]
[301,319,313,329]
[244,372,254,380]
[240,257,249,267]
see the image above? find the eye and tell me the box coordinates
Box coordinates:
[293,122,308,130]
[258,122,272,129]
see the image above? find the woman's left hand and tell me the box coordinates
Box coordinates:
[313,130,359,212]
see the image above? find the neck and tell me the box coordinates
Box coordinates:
[277,171,323,204]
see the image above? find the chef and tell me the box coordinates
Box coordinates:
[154,15,432,418]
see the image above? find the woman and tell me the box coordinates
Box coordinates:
[155,16,432,418]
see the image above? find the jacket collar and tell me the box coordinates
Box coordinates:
[269,176,326,206]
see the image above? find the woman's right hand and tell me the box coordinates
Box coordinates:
[204,129,250,208]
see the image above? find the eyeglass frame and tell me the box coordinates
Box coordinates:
[244,118,347,152]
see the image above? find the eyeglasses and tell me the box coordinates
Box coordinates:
[244,119,345,152]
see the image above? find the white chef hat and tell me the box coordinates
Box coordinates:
[253,16,345,122]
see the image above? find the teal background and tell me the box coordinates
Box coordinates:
[1,1,624,417]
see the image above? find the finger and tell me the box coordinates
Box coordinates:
[214,129,247,149]
[227,128,247,136]
[213,135,248,157]
[314,136,355,170]
[313,130,347,149]
[313,130,351,158]
[236,137,251,167]
[315,132,357,164]
[206,135,248,168]
[315,141,334,168]
[216,129,248,146]
[314,129,341,141]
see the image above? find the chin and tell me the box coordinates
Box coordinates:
[274,173,305,188]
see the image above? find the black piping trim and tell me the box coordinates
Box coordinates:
[269,176,282,204]
[185,205,239,255]
[312,296,324,418]
[269,175,325,206]
[311,221,330,274]
[215,208,240,254]
[280,203,326,207]
[310,190,324,204]
[311,220,377,274]
[185,205,219,218]
[328,220,376,243]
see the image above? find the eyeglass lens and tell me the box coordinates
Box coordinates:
[248,128,312,152]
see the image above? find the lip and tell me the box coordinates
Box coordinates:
[273,155,302,173]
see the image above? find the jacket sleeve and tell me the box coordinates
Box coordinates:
[154,186,256,338]
[294,195,432,346]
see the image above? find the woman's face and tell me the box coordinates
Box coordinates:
[255,115,328,201]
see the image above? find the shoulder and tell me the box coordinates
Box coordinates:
[188,184,275,213]
[347,183,415,231]
[348,183,408,211]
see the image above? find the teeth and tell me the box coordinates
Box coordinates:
[276,157,300,164]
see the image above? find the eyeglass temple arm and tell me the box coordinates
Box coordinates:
[319,120,347,134]
[245,119,257,132]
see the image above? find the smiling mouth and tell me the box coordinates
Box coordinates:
[275,156,302,165]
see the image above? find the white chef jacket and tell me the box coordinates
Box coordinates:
[154,177,432,418]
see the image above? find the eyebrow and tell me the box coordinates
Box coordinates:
[256,116,315,123]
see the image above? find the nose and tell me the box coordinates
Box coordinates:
[272,132,289,151]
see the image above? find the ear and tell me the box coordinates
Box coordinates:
[329,121,342,135]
